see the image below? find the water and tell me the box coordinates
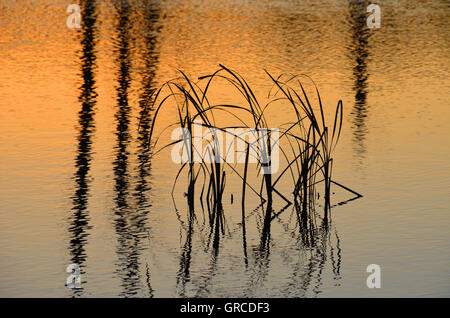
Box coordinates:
[0,0,449,297]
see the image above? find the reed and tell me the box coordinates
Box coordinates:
[140,65,358,232]
[265,72,344,221]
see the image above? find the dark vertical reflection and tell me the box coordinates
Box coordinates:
[176,207,222,297]
[282,207,342,297]
[348,0,372,159]
[112,0,137,297]
[260,203,274,253]
[242,202,342,297]
[135,0,161,214]
[176,213,194,297]
[68,0,98,297]
[293,203,342,296]
[194,251,219,298]
[252,205,273,292]
[244,204,282,295]
[330,230,342,284]
[211,207,224,255]
[241,208,249,268]
[134,0,162,298]
[112,0,161,297]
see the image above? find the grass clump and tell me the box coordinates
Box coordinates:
[139,65,361,233]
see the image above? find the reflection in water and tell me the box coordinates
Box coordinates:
[112,0,160,297]
[348,0,371,159]
[1,0,448,298]
[193,250,219,298]
[244,203,342,297]
[67,0,347,297]
[268,205,341,297]
[285,225,341,297]
[112,0,137,297]
[176,212,194,297]
[134,0,162,298]
[174,201,341,297]
[291,202,342,296]
[246,205,279,294]
[176,210,224,298]
[177,207,223,296]
[68,0,98,297]
[136,1,161,213]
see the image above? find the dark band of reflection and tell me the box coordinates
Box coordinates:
[348,0,372,159]
[136,1,161,212]
[112,0,161,297]
[135,0,162,298]
[176,212,194,297]
[175,200,341,297]
[177,203,223,296]
[69,0,98,297]
[248,204,342,297]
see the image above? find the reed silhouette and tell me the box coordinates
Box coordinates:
[140,65,362,297]
[143,65,361,229]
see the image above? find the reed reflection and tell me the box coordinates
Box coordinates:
[133,0,162,298]
[112,0,161,297]
[247,204,342,297]
[112,0,139,297]
[136,0,161,208]
[176,200,224,296]
[174,199,341,296]
[68,0,98,297]
[176,212,194,297]
[348,0,372,159]
[291,202,341,296]
[247,205,277,293]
